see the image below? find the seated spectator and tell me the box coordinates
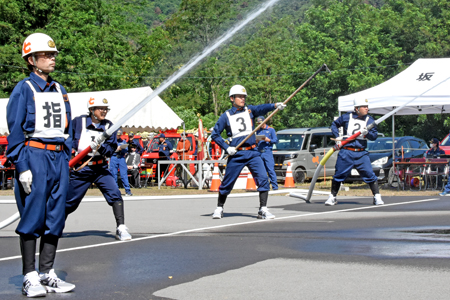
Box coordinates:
[127,144,141,188]
[128,133,144,155]
[426,138,446,190]
[425,138,445,158]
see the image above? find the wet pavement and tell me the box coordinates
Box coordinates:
[1,193,450,299]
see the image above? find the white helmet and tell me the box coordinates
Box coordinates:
[87,97,110,110]
[229,85,247,97]
[354,98,369,108]
[22,33,58,58]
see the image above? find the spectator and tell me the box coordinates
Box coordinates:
[176,132,191,160]
[110,130,133,196]
[127,144,141,188]
[256,116,278,190]
[425,138,445,158]
[425,138,446,190]
[128,132,144,155]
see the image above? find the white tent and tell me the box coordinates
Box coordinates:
[0,86,183,134]
[339,58,450,115]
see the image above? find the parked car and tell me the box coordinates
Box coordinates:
[438,133,450,155]
[345,136,429,183]
[273,127,338,183]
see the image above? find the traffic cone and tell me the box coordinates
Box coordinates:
[208,163,221,192]
[284,162,296,188]
[246,172,257,192]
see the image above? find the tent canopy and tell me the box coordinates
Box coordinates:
[338,58,450,115]
[0,86,183,134]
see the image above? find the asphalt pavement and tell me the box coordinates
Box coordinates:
[1,191,450,299]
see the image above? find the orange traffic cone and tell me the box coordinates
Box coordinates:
[284,162,296,188]
[246,172,257,192]
[208,163,221,192]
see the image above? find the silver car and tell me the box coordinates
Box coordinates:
[273,127,338,183]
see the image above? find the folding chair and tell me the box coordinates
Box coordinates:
[425,159,449,190]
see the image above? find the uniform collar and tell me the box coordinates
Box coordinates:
[351,112,366,119]
[29,72,56,91]
[86,116,108,130]
[230,106,246,113]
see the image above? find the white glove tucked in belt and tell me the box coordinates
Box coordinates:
[19,170,33,194]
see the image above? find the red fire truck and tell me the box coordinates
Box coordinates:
[140,130,197,185]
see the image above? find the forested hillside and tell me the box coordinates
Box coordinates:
[1,0,450,139]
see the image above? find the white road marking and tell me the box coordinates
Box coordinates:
[0,198,439,262]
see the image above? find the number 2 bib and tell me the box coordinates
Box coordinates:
[78,116,110,156]
[226,107,253,139]
[347,115,369,140]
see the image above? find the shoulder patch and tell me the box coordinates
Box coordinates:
[63,94,69,102]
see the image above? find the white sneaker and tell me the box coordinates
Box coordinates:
[116,224,132,241]
[257,207,275,219]
[212,207,223,219]
[373,194,384,205]
[325,194,337,206]
[23,271,47,297]
[40,269,75,293]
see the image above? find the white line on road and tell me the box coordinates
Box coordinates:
[0,198,439,262]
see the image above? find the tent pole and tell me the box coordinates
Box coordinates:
[392,114,395,184]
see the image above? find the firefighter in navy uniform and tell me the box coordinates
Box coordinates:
[326,98,384,206]
[6,33,75,297]
[210,85,286,219]
[157,133,173,177]
[256,116,279,190]
[65,97,132,241]
[110,130,133,196]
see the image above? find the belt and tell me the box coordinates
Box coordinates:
[343,147,365,152]
[25,141,64,152]
[78,159,105,166]
[237,144,256,151]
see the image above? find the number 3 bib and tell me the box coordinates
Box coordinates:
[226,107,253,139]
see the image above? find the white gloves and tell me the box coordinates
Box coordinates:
[90,140,98,150]
[227,147,237,156]
[276,103,286,110]
[95,134,106,145]
[19,170,33,194]
[360,127,369,136]
[336,140,342,148]
[90,134,107,150]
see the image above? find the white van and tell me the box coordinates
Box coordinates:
[273,127,338,183]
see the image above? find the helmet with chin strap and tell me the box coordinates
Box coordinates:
[22,33,58,74]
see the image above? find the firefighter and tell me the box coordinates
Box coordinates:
[256,116,278,190]
[65,97,132,241]
[326,98,384,206]
[210,84,286,219]
[6,33,75,297]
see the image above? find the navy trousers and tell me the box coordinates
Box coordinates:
[219,149,270,195]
